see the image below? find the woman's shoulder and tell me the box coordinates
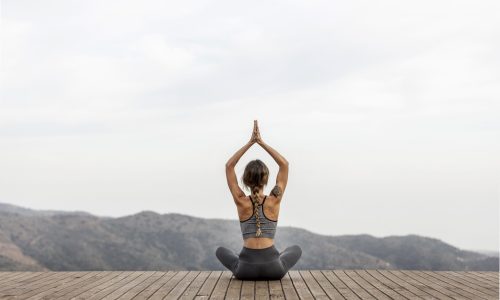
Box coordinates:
[264,194,281,208]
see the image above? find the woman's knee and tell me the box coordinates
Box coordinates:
[283,245,302,256]
[215,246,223,258]
[215,246,232,261]
[216,246,239,272]
[290,245,302,262]
[291,245,302,256]
[280,245,302,270]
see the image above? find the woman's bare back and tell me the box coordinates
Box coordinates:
[238,195,280,222]
[238,194,281,249]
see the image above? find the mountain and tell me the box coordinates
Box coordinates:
[0,202,497,271]
[0,202,94,217]
[468,249,499,258]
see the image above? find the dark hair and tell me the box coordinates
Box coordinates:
[240,159,269,237]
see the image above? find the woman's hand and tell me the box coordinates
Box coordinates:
[250,120,264,145]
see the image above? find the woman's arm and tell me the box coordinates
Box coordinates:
[225,125,257,203]
[225,141,253,168]
[254,121,289,200]
[258,141,289,168]
[259,141,289,200]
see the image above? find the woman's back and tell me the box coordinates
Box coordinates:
[238,194,281,249]
[238,195,280,221]
[240,195,278,238]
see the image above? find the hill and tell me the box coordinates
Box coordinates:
[0,202,497,271]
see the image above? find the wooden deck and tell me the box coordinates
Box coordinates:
[0,270,498,299]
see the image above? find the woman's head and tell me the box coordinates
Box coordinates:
[241,159,269,195]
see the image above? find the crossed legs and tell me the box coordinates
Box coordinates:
[215,245,302,280]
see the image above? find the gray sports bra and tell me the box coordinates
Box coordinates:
[239,195,278,239]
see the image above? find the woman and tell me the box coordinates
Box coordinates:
[215,120,302,281]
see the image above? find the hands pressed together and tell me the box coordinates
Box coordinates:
[249,120,264,145]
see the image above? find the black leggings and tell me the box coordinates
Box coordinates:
[215,244,302,280]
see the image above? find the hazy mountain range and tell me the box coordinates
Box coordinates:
[0,202,498,272]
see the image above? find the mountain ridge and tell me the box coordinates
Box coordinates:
[0,202,497,271]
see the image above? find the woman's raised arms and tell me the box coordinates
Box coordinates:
[254,121,289,202]
[225,120,289,204]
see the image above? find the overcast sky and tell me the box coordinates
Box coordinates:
[1,0,499,252]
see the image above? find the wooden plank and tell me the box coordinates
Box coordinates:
[72,271,136,299]
[409,270,487,299]
[434,271,498,297]
[420,270,495,300]
[390,270,455,300]
[132,271,177,300]
[376,270,439,299]
[354,269,407,300]
[14,272,49,284]
[166,271,202,299]
[461,271,497,285]
[288,270,314,300]
[208,271,232,300]
[0,270,497,300]
[321,270,360,300]
[298,270,329,299]
[85,271,146,300]
[108,271,158,300]
[25,271,99,300]
[364,269,420,299]
[99,271,153,300]
[0,272,23,284]
[225,276,242,299]
[268,278,285,299]
[51,271,123,300]
[464,272,499,285]
[3,272,80,299]
[482,272,499,282]
[448,271,498,289]
[240,279,255,300]
[343,270,391,299]
[309,270,345,299]
[255,280,269,300]
[280,272,299,300]
[194,271,222,300]
[118,271,163,300]
[17,271,66,287]
[149,271,189,300]
[332,270,373,299]
[475,272,498,281]
[0,271,75,298]
[0,272,45,292]
[0,272,50,292]
[179,271,211,300]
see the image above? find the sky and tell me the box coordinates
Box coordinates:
[0,0,499,252]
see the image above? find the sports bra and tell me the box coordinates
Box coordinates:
[239,195,278,239]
